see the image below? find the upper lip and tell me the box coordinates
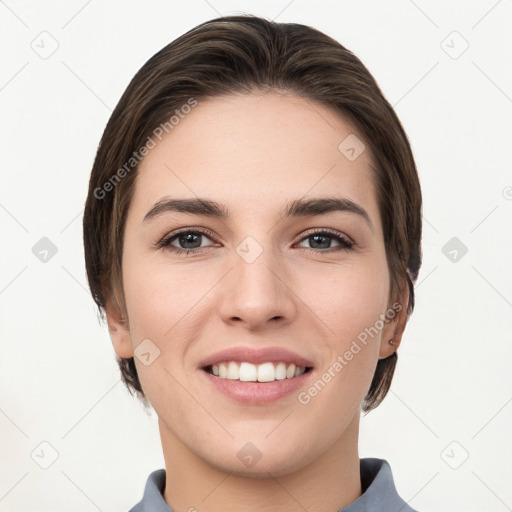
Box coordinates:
[199,346,314,368]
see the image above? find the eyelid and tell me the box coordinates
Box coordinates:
[296,227,354,246]
[155,225,355,253]
[154,226,218,250]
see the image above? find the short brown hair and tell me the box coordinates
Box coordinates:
[83,14,422,413]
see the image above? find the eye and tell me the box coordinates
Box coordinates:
[155,228,218,254]
[296,229,354,253]
[155,227,354,255]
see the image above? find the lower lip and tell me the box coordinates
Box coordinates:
[201,369,314,404]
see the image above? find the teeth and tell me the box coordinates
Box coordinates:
[211,362,307,382]
[257,362,275,382]
[239,362,258,381]
[227,361,239,380]
[275,362,287,380]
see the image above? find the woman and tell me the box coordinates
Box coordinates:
[83,14,422,512]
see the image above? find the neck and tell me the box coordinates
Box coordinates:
[160,414,362,512]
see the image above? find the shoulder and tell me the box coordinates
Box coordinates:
[340,457,419,512]
[127,469,171,512]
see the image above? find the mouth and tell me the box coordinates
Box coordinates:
[198,346,315,404]
[203,361,313,382]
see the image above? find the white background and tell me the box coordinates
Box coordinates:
[1,1,511,511]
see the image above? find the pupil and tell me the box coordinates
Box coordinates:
[180,233,200,248]
[311,234,329,249]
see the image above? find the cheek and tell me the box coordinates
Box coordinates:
[294,258,389,409]
[120,253,215,404]
[122,253,208,337]
[121,256,205,413]
[297,256,390,348]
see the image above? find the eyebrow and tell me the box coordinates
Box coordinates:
[143,196,374,230]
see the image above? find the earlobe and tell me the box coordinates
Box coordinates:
[378,284,410,360]
[378,337,399,360]
[104,298,133,359]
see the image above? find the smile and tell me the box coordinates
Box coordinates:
[205,361,310,382]
[199,345,315,403]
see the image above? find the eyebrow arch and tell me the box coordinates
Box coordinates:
[143,196,374,231]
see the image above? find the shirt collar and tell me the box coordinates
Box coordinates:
[129,457,417,512]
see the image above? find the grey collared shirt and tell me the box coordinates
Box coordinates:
[128,457,418,511]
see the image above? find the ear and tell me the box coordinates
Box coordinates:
[379,278,410,360]
[104,297,134,359]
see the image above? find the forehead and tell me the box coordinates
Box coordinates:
[131,92,379,223]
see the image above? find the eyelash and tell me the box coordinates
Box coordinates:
[154,227,355,255]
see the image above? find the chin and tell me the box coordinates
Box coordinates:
[201,437,315,479]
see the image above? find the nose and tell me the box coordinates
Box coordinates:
[217,239,298,330]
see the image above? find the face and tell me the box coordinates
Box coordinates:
[107,91,405,477]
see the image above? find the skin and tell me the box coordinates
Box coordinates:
[106,91,409,512]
